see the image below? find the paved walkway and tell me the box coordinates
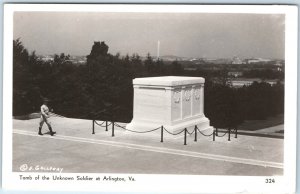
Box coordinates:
[13,117,283,175]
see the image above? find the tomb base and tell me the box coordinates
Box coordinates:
[126,115,212,134]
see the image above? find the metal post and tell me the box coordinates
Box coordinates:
[92,120,95,134]
[213,130,215,141]
[105,121,108,131]
[160,126,163,143]
[194,126,197,142]
[184,128,187,145]
[228,128,231,141]
[235,128,237,138]
[112,122,115,137]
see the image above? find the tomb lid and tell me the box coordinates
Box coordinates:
[133,76,204,86]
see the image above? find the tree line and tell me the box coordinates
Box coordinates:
[13,39,284,130]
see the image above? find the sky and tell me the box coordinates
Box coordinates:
[13,12,285,59]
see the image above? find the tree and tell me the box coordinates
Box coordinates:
[86,41,110,73]
[12,39,284,125]
[244,81,274,120]
[84,41,134,121]
[204,82,244,130]
[13,39,42,115]
[130,53,145,77]
[214,67,232,86]
[170,60,183,75]
[144,53,155,75]
[154,58,165,75]
[87,41,109,58]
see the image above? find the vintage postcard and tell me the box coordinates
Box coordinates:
[2,4,298,193]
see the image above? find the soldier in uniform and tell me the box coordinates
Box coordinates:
[38,98,56,136]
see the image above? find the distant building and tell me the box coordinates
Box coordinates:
[246,58,271,64]
[78,60,86,64]
[228,71,243,78]
[230,78,281,88]
[231,56,244,64]
[40,55,54,62]
[159,55,183,61]
[203,58,232,64]
[274,61,283,67]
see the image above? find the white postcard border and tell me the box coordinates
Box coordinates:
[2,4,298,193]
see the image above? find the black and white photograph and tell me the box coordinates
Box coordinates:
[2,4,298,193]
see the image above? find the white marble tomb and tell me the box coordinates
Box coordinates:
[126,76,212,133]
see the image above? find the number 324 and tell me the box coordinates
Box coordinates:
[265,178,275,183]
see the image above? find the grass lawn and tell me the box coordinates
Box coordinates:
[238,114,283,131]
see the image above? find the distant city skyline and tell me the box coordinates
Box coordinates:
[14,12,285,59]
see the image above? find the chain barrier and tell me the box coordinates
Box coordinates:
[163,127,185,136]
[229,128,238,139]
[114,123,161,134]
[234,128,238,138]
[196,126,214,137]
[215,130,228,137]
[94,120,106,127]
[186,129,195,135]
[91,119,237,144]
[214,128,236,141]
[230,129,238,134]
[114,122,126,128]
[99,121,112,127]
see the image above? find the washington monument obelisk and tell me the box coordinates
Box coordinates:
[157,40,160,60]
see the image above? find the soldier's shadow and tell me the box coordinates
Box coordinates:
[43,131,54,135]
